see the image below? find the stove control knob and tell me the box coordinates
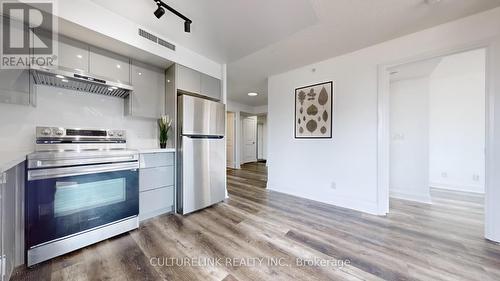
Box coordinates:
[117,131,123,137]
[108,131,115,137]
[41,128,52,136]
[55,129,64,136]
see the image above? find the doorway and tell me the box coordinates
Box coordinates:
[257,114,267,162]
[379,47,489,238]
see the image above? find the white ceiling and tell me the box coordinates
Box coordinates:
[89,0,318,63]
[90,0,500,106]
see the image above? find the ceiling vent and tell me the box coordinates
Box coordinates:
[138,28,176,51]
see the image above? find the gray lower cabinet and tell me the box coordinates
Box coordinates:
[125,60,165,118]
[139,152,175,221]
[89,47,130,84]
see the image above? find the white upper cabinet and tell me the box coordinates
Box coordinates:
[0,69,31,105]
[89,47,130,84]
[0,18,34,106]
[176,64,201,95]
[176,64,221,101]
[57,36,89,73]
[126,60,165,119]
[201,74,221,101]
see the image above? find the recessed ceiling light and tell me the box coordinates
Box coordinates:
[108,88,114,91]
[61,79,69,83]
[116,64,121,69]
[76,54,83,59]
[110,86,118,90]
[248,92,258,96]
[56,74,65,79]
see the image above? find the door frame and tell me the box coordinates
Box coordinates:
[257,123,264,160]
[226,111,236,169]
[377,40,495,241]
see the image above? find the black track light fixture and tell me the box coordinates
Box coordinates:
[153,0,192,33]
[154,4,165,19]
[184,21,191,33]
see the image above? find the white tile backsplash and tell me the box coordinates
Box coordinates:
[0,85,159,151]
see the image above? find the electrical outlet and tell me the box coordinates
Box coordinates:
[441,172,448,178]
[330,182,337,189]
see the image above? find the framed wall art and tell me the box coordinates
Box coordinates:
[295,81,333,139]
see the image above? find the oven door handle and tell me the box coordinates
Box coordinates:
[27,162,139,181]
[28,155,139,169]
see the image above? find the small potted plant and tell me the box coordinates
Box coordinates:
[158,115,172,149]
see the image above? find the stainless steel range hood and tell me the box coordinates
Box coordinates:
[30,66,134,98]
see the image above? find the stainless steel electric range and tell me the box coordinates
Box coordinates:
[25,127,139,266]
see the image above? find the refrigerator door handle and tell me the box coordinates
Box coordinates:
[182,135,224,139]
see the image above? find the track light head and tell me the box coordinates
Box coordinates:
[153,0,192,33]
[154,5,165,19]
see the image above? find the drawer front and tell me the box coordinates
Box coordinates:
[139,166,174,192]
[139,186,174,221]
[139,152,174,168]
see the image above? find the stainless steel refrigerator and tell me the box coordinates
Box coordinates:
[177,94,226,215]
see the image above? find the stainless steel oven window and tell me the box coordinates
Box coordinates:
[54,178,126,217]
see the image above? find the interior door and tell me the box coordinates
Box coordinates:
[243,116,257,163]
[226,112,235,168]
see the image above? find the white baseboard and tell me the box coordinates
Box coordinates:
[390,188,432,204]
[267,183,382,215]
[429,182,485,194]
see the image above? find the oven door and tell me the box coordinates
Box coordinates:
[26,162,139,248]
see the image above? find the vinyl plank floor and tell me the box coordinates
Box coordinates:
[12,162,500,281]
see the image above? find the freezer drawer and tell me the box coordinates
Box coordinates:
[179,95,225,136]
[179,136,226,214]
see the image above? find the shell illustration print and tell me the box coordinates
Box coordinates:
[295,81,333,138]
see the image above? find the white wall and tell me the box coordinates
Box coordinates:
[390,77,431,203]
[257,115,268,160]
[267,5,500,240]
[0,86,158,151]
[429,50,486,193]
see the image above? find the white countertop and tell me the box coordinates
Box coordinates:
[0,150,32,174]
[133,148,176,154]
